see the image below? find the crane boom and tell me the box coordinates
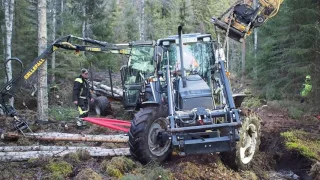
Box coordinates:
[0,35,140,117]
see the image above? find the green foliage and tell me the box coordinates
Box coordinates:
[121,174,144,180]
[242,96,261,109]
[101,156,136,178]
[246,0,320,102]
[48,106,78,121]
[75,168,103,180]
[106,165,123,178]
[144,166,173,180]
[46,160,73,179]
[281,130,320,161]
[287,106,303,119]
[121,164,173,180]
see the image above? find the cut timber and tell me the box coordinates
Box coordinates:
[0,147,130,162]
[1,132,129,143]
[0,146,125,152]
[94,88,122,98]
[93,81,123,96]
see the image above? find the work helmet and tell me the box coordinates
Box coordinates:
[306,75,311,79]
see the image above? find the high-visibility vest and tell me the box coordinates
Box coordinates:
[301,84,312,97]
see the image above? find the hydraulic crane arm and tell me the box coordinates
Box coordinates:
[0,34,133,117]
[212,0,284,42]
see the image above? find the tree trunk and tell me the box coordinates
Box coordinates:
[2,132,129,142]
[139,0,145,40]
[2,0,4,61]
[0,148,130,162]
[0,146,128,152]
[4,0,14,107]
[93,81,123,96]
[241,40,246,80]
[82,0,86,40]
[253,0,258,79]
[51,0,56,83]
[60,0,64,35]
[37,0,48,121]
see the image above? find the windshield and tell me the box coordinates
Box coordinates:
[123,45,154,86]
[129,46,154,73]
[163,42,214,78]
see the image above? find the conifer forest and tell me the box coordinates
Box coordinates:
[0,0,319,179]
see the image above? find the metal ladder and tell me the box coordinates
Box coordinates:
[13,116,33,136]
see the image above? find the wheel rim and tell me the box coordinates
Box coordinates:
[257,17,264,23]
[147,118,171,157]
[239,122,258,164]
[95,106,101,115]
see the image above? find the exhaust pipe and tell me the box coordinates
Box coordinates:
[178,25,187,88]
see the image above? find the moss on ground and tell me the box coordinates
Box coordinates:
[101,156,136,178]
[287,106,303,119]
[46,160,73,179]
[76,149,91,161]
[281,130,320,161]
[75,168,103,180]
[175,160,243,180]
[143,165,173,180]
[63,152,80,165]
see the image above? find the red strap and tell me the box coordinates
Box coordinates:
[82,117,131,132]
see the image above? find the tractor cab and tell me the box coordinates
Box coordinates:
[157,33,217,110]
[158,33,216,80]
[120,41,156,111]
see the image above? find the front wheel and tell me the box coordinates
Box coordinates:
[128,106,172,164]
[94,96,112,116]
[220,111,261,170]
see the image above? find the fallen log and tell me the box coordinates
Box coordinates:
[94,88,122,98]
[0,145,124,152]
[1,132,129,143]
[0,147,130,162]
[93,81,123,96]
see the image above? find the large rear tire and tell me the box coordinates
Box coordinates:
[128,106,172,164]
[220,111,261,170]
[94,96,111,116]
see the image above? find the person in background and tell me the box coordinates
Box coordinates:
[300,75,312,103]
[73,68,94,127]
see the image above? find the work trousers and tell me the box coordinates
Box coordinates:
[77,98,89,118]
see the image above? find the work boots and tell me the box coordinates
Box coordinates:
[76,117,87,128]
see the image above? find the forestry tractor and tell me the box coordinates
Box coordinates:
[128,26,262,170]
[128,0,285,169]
[0,35,156,135]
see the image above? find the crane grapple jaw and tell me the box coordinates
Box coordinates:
[211,17,246,43]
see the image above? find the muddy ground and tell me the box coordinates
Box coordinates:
[0,79,320,179]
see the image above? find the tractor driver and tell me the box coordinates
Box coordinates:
[72,68,94,127]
